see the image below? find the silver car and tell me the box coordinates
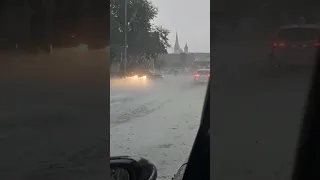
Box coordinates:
[194,69,210,84]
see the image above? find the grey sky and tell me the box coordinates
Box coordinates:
[151,0,210,53]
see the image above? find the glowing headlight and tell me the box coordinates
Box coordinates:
[142,76,147,79]
[133,75,138,78]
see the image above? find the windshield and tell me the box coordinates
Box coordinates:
[278,28,320,41]
[110,0,209,179]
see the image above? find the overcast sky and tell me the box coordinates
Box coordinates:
[151,0,210,53]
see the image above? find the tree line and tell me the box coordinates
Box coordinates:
[110,0,171,68]
[0,0,109,53]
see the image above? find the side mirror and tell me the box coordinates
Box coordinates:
[110,156,157,180]
[171,163,187,180]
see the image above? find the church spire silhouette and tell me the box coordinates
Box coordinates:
[174,32,180,53]
[184,43,188,53]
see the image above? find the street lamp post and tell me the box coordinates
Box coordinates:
[124,0,128,77]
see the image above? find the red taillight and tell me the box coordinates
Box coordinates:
[272,41,286,48]
[313,42,320,47]
[208,74,210,77]
[194,74,200,77]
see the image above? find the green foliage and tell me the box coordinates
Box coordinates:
[110,0,170,62]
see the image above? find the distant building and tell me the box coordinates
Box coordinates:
[184,43,188,53]
[193,53,210,69]
[173,32,184,54]
[157,32,210,69]
[193,53,210,62]
[157,52,210,69]
[158,53,194,67]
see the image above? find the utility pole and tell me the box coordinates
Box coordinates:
[124,0,128,77]
[47,0,54,53]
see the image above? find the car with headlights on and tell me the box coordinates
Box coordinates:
[129,70,164,80]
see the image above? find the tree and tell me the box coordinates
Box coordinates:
[0,0,110,52]
[110,0,170,66]
[50,0,110,50]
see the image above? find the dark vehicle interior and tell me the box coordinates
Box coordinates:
[292,48,320,179]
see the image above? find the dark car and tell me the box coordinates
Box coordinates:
[149,73,164,79]
[268,24,320,70]
[129,70,164,80]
